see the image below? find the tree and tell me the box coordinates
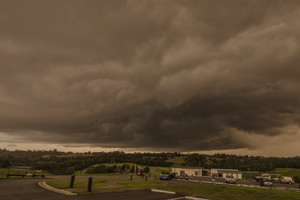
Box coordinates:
[1,159,10,168]
[184,154,206,167]
[129,165,135,173]
[86,165,106,174]
[144,166,150,174]
[121,164,130,172]
[106,166,116,173]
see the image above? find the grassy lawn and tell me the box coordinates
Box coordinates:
[0,168,10,178]
[0,168,23,178]
[47,179,106,189]
[268,168,300,178]
[46,179,300,200]
[0,168,48,179]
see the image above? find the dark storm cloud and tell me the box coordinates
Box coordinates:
[1,0,300,151]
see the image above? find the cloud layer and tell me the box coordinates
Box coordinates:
[1,0,300,152]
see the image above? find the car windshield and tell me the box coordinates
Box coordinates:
[161,172,170,175]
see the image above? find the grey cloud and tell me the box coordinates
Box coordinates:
[1,1,300,152]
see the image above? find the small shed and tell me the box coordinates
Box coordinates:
[171,166,204,177]
[211,169,242,179]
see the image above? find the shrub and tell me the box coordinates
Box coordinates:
[144,166,150,174]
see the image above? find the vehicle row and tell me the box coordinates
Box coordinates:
[160,172,297,188]
[160,172,188,180]
[255,174,295,184]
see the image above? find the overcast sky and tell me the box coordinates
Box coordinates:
[1,0,300,156]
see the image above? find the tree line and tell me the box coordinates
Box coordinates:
[0,149,299,175]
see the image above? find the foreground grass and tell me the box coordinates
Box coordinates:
[158,183,300,200]
[46,179,300,200]
[47,179,106,189]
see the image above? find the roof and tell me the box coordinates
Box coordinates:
[172,166,203,169]
[218,170,241,173]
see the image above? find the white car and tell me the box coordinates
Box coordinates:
[260,178,273,187]
[270,174,279,182]
[225,175,236,184]
[261,174,271,180]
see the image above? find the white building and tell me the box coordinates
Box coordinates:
[171,166,207,177]
[211,169,242,179]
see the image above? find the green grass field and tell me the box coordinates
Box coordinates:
[268,168,300,178]
[0,168,21,178]
[0,168,47,179]
[46,179,300,200]
[47,179,106,189]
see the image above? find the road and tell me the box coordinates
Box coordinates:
[175,176,300,191]
[0,178,186,200]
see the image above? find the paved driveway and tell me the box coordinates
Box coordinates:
[0,179,184,200]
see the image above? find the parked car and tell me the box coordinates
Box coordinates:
[256,174,272,182]
[260,178,273,187]
[261,174,271,180]
[160,172,171,180]
[255,175,262,182]
[179,173,188,180]
[281,176,294,184]
[225,175,236,184]
[270,174,279,182]
[170,172,178,179]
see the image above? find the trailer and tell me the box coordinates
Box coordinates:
[280,176,294,184]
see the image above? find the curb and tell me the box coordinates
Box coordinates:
[185,196,209,200]
[150,189,209,200]
[151,189,176,194]
[38,181,77,196]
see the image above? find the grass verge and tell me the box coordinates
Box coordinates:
[46,179,300,200]
[47,179,106,189]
